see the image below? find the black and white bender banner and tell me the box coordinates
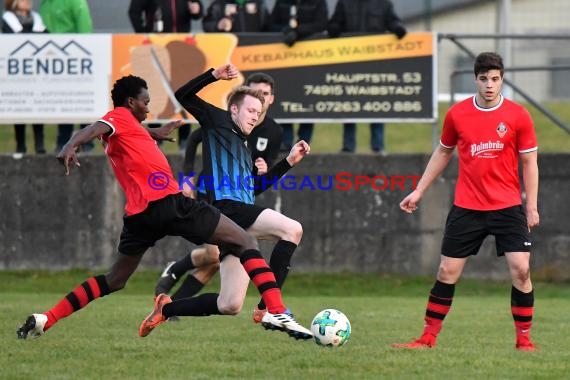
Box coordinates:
[0,34,111,124]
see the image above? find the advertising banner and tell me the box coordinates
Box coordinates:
[0,34,112,123]
[235,32,436,122]
[111,33,240,122]
[0,32,435,124]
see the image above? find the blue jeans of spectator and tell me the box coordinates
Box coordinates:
[281,123,313,148]
[342,123,384,152]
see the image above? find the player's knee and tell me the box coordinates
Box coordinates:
[437,263,460,283]
[205,246,221,263]
[512,263,531,282]
[218,299,243,315]
[290,220,303,243]
[281,219,303,243]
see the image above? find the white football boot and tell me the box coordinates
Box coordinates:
[261,311,313,340]
[17,313,48,339]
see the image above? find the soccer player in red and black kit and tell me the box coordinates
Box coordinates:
[392,52,539,351]
[16,73,312,340]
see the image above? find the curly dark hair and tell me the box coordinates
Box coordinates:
[111,75,148,107]
[474,52,504,77]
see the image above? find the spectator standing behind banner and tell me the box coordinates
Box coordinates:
[202,0,269,32]
[327,0,407,154]
[268,0,327,47]
[128,0,203,33]
[269,0,328,151]
[3,0,47,158]
[39,0,94,152]
[127,0,204,151]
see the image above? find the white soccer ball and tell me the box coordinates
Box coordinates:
[310,309,351,347]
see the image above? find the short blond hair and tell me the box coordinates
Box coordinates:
[227,86,265,108]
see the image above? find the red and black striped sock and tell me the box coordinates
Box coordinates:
[511,286,534,338]
[240,249,286,314]
[43,275,110,331]
[423,280,455,337]
[257,240,297,310]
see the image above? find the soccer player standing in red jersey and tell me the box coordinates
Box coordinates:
[16,74,312,340]
[393,52,539,351]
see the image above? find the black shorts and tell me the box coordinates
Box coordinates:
[441,205,531,258]
[212,199,265,261]
[213,199,266,230]
[118,193,221,255]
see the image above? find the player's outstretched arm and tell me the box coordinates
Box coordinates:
[212,63,239,81]
[285,140,311,166]
[253,141,311,196]
[175,66,237,119]
[400,144,454,214]
[147,120,186,142]
[56,122,110,176]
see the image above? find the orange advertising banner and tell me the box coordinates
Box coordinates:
[111,32,436,123]
[232,33,433,71]
[112,33,240,121]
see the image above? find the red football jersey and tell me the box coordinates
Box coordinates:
[99,107,180,215]
[440,95,537,211]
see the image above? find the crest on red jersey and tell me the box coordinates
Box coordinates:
[496,122,507,138]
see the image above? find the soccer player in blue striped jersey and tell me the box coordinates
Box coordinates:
[167,63,310,331]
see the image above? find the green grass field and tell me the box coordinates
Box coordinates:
[2,271,570,380]
[1,101,569,155]
[1,101,569,379]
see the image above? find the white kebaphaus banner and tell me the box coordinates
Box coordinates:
[0,34,111,123]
